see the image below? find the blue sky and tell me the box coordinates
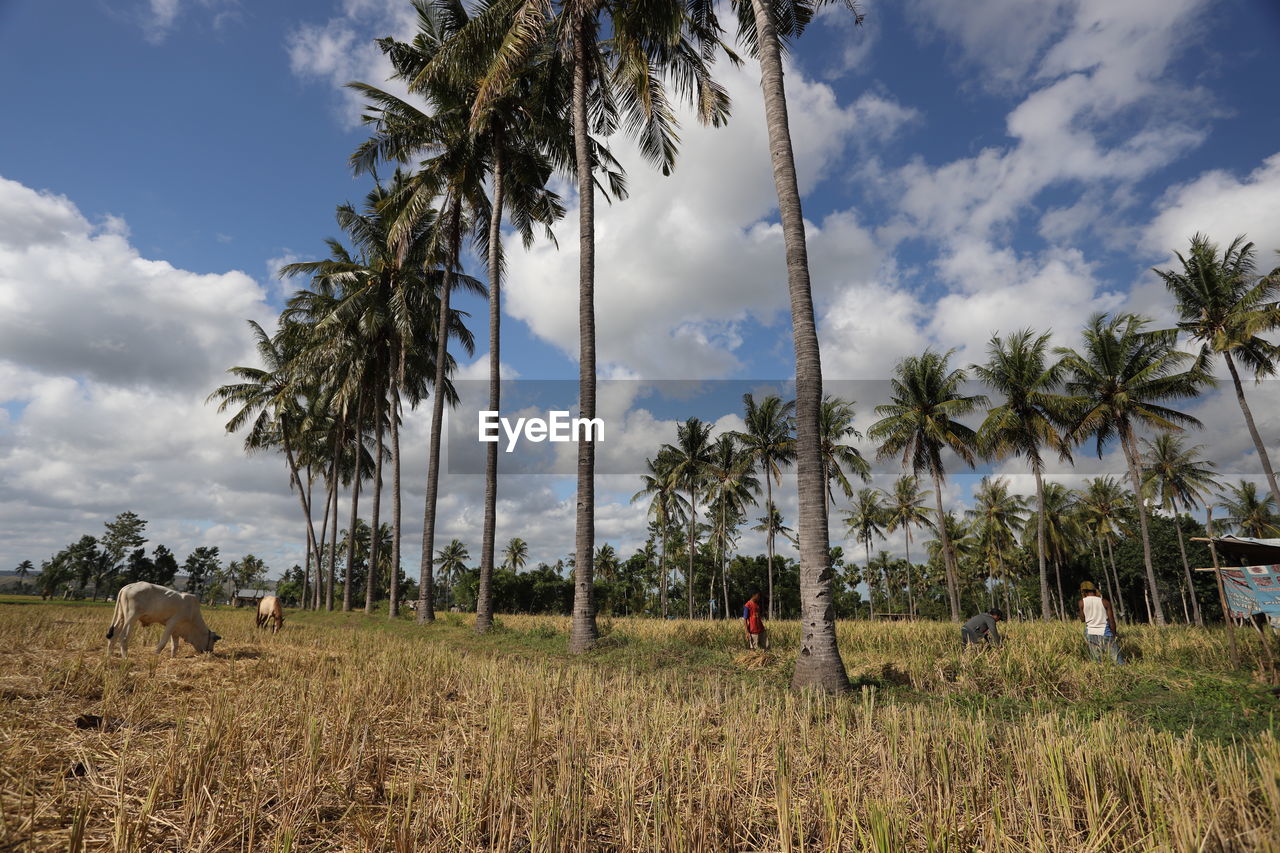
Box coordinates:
[1,0,1279,577]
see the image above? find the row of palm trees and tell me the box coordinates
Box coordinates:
[635,234,1280,628]
[855,462,1275,625]
[211,0,1276,694]
[208,0,865,691]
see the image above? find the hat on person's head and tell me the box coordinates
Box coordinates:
[1079,581,1097,592]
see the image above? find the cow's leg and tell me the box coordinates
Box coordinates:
[171,634,180,656]
[154,617,178,655]
[118,615,137,659]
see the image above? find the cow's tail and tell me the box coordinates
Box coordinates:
[106,595,125,639]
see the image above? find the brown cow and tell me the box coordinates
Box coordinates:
[255,595,284,634]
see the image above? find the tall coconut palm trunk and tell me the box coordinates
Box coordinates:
[283,443,320,610]
[1104,535,1126,622]
[1224,351,1280,508]
[1093,534,1115,616]
[302,472,313,609]
[1120,429,1165,624]
[929,472,961,620]
[686,493,698,621]
[1053,557,1065,619]
[747,0,848,692]
[864,540,876,619]
[1172,515,1203,626]
[765,488,776,621]
[720,501,730,620]
[659,522,670,619]
[477,149,505,635]
[904,533,915,618]
[418,201,463,625]
[327,422,344,611]
[389,394,403,619]
[344,393,364,613]
[568,24,598,654]
[1034,469,1051,619]
[365,397,385,614]
[315,470,332,611]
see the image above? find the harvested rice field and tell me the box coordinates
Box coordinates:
[1,599,1278,852]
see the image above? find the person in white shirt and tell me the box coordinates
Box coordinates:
[1078,581,1123,664]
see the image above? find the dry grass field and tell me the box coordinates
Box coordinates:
[1,598,1278,852]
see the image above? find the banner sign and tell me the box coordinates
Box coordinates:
[1218,564,1280,619]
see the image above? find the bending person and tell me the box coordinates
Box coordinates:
[961,608,1003,648]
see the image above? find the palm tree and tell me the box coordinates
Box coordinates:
[819,396,869,515]
[279,194,478,615]
[870,350,986,620]
[1058,313,1209,625]
[753,506,797,548]
[1155,233,1280,507]
[1022,482,1081,618]
[209,320,321,609]
[705,434,759,619]
[735,394,796,620]
[351,3,499,626]
[448,0,729,653]
[633,451,689,618]
[435,539,470,609]
[880,475,933,618]
[972,329,1072,620]
[1078,476,1130,621]
[357,1,567,633]
[699,0,863,694]
[1141,433,1219,625]
[313,190,399,617]
[845,488,886,616]
[966,477,1027,613]
[501,537,529,572]
[924,511,973,611]
[1218,481,1280,538]
[663,419,716,620]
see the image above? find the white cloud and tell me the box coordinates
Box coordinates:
[141,0,240,44]
[285,1,421,127]
[0,176,297,571]
[0,177,272,391]
[503,59,890,378]
[887,0,1210,255]
[906,0,1074,92]
[265,250,302,299]
[145,0,181,42]
[1143,153,1280,264]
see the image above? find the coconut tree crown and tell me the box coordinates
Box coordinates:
[1056,313,1208,456]
[1154,233,1280,375]
[870,349,986,478]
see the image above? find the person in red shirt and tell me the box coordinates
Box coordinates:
[743,592,767,649]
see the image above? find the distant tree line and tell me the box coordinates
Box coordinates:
[18,511,273,605]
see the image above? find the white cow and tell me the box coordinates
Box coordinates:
[106,582,221,658]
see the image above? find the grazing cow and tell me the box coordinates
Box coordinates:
[106,582,220,658]
[255,595,284,634]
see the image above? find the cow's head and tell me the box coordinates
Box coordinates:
[199,630,221,653]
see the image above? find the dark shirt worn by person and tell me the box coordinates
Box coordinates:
[961,613,1002,647]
